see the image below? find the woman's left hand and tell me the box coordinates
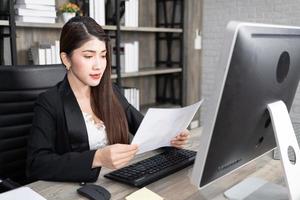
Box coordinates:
[170,129,190,148]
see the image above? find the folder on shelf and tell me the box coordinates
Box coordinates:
[15,16,56,23]
[123,41,139,73]
[89,0,94,19]
[15,8,56,17]
[123,87,140,111]
[55,40,61,64]
[125,0,138,27]
[29,42,61,65]
[17,0,55,6]
[89,0,105,25]
[94,0,105,25]
[15,4,56,11]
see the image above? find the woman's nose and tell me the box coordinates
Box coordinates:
[93,58,101,70]
[93,63,101,70]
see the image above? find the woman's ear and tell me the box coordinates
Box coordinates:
[60,52,71,70]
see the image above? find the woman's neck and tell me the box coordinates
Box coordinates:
[67,71,99,119]
[67,72,90,100]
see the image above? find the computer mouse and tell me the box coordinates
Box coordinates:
[77,184,111,200]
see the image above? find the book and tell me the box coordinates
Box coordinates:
[29,42,60,65]
[123,41,139,73]
[15,16,55,23]
[124,0,130,26]
[96,0,105,25]
[51,45,56,64]
[89,0,94,19]
[38,48,46,65]
[134,0,138,27]
[125,0,138,27]
[15,8,56,17]
[133,41,139,72]
[124,42,133,72]
[16,0,55,6]
[15,4,56,11]
[123,87,140,110]
[55,40,61,64]
[45,47,52,64]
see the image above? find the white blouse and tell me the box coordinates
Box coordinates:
[82,112,108,150]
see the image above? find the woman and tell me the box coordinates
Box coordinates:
[27,16,189,182]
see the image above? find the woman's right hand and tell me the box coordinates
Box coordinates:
[92,144,138,169]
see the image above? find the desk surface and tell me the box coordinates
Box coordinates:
[27,128,285,200]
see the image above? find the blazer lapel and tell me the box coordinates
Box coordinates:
[59,77,89,151]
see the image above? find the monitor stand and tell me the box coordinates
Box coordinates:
[224,100,300,200]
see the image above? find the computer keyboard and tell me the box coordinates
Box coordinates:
[104,148,197,187]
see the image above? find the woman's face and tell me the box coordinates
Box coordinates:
[67,37,107,87]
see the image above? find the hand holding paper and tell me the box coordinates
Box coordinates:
[170,129,190,148]
[131,100,203,154]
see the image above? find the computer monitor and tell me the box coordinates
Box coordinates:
[191,21,300,193]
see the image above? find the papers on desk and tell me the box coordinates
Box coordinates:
[126,187,164,200]
[131,100,203,154]
[0,187,47,200]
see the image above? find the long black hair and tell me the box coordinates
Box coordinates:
[60,16,129,144]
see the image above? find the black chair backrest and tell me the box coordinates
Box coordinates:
[0,65,66,185]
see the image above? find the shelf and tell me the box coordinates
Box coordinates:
[15,22,114,29]
[111,67,182,79]
[0,20,182,32]
[119,26,182,33]
[105,25,183,33]
[16,21,64,28]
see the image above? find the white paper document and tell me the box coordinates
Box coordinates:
[0,187,47,200]
[131,100,203,154]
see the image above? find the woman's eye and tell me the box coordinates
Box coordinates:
[84,55,93,59]
[101,55,106,58]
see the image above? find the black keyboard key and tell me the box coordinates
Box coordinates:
[104,148,197,187]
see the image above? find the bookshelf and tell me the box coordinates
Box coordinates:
[1,21,182,33]
[0,0,187,111]
[0,21,182,32]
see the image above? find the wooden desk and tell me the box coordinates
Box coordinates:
[27,128,285,200]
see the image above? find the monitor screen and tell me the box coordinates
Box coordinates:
[191,21,300,188]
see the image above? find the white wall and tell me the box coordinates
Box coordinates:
[202,0,300,123]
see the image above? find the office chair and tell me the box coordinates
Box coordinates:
[0,65,66,192]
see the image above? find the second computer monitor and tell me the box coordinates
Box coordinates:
[191,21,300,188]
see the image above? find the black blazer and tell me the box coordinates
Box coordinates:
[27,77,143,182]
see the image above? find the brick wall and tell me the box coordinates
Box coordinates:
[201,0,300,123]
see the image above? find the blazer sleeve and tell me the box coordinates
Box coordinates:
[112,84,144,135]
[27,92,100,182]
